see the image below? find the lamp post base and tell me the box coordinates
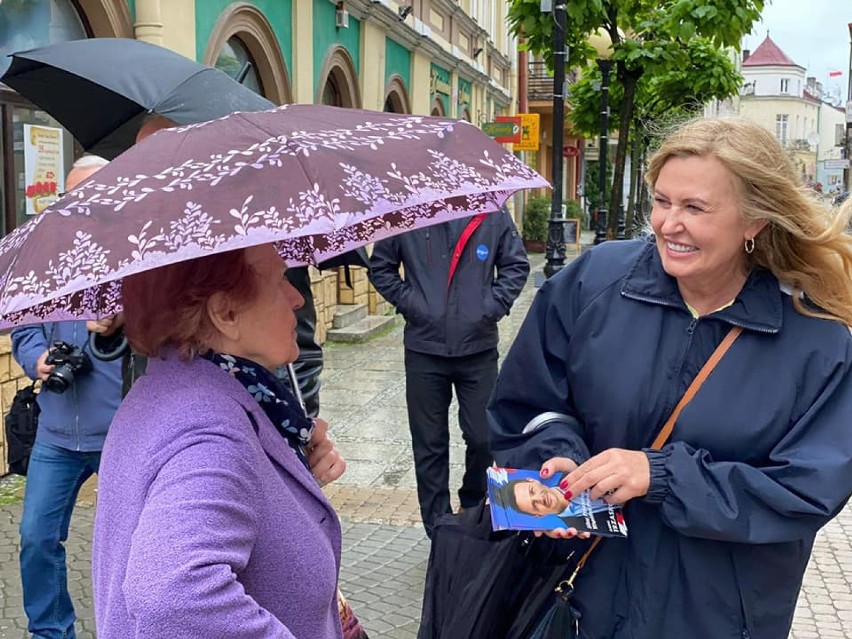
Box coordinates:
[616,205,627,240]
[593,206,608,244]
[543,218,567,278]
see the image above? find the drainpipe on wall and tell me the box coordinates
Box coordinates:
[134,0,164,46]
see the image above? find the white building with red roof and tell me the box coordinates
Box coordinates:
[738,34,846,190]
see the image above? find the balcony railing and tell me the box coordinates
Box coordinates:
[527,60,576,102]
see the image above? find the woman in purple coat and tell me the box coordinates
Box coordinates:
[93,244,347,638]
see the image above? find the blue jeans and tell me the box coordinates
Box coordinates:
[19,440,101,639]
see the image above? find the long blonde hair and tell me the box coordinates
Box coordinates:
[645,117,852,327]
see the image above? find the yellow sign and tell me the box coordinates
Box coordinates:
[513,113,540,152]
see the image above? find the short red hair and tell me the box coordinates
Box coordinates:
[122,248,259,359]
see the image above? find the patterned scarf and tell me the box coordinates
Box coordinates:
[202,351,315,471]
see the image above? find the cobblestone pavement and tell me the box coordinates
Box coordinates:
[1,251,851,638]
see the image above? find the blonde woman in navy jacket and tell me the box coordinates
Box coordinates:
[489,118,852,639]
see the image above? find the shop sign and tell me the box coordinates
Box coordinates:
[513,113,540,151]
[430,65,452,96]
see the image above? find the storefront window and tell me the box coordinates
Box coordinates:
[7,105,75,232]
[0,0,86,236]
[215,36,263,96]
[0,0,87,73]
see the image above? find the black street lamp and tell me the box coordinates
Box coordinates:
[543,2,567,278]
[589,30,614,245]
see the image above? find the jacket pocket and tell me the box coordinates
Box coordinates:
[400,287,429,326]
[729,548,753,638]
[729,541,808,639]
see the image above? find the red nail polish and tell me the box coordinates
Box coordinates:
[541,468,550,477]
[559,480,568,489]
[563,491,573,500]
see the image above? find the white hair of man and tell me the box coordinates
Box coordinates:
[72,155,109,170]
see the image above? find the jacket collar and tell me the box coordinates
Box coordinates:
[148,355,335,512]
[621,241,783,334]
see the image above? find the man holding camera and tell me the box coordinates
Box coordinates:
[11,155,123,639]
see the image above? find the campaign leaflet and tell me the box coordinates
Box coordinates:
[486,467,628,538]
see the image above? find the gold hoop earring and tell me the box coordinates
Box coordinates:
[744,237,755,254]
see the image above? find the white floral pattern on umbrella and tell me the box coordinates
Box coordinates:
[0,104,547,327]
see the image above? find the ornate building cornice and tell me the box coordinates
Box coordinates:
[347,0,489,85]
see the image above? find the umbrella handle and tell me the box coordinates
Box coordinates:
[285,363,308,417]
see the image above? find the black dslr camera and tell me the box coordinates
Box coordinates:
[44,341,93,394]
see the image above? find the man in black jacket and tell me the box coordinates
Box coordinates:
[370,208,529,535]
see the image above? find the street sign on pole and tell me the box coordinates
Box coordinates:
[825,158,850,170]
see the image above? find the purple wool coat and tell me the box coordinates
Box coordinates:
[92,354,343,639]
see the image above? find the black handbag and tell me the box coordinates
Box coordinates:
[4,382,40,476]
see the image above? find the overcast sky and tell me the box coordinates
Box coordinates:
[742,0,850,104]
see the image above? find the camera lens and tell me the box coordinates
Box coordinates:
[44,366,74,394]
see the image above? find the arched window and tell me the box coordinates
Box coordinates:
[317,46,361,109]
[431,97,446,117]
[203,3,292,104]
[215,36,263,96]
[322,73,343,107]
[0,0,87,67]
[383,76,411,114]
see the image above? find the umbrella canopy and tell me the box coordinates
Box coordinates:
[0,104,547,328]
[1,38,272,158]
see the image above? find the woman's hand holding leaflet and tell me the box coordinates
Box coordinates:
[564,448,651,505]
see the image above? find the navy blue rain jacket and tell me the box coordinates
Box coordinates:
[488,239,852,639]
[369,209,529,357]
[12,321,122,452]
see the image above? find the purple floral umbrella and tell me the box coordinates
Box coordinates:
[0,104,547,328]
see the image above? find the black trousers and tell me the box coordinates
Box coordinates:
[404,348,498,535]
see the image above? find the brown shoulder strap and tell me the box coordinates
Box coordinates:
[562,325,744,589]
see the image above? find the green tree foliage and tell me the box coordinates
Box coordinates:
[522,195,551,243]
[508,0,763,238]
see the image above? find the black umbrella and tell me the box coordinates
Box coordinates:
[418,501,578,639]
[1,37,272,159]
